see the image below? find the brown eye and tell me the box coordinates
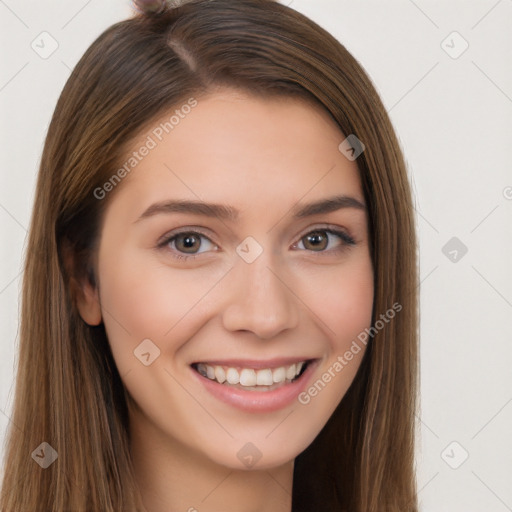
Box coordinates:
[295,228,355,253]
[158,230,217,260]
[302,231,329,251]
[174,233,203,254]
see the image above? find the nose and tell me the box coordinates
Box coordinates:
[221,254,300,339]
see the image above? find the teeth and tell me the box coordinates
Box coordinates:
[226,368,240,384]
[206,365,215,380]
[272,366,286,383]
[256,369,273,386]
[240,369,256,386]
[214,366,226,383]
[285,363,297,380]
[195,361,307,387]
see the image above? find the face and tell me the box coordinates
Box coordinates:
[79,89,374,471]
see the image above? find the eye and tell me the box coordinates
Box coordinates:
[157,230,217,261]
[157,226,356,262]
[293,227,355,254]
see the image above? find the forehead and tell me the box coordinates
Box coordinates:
[107,89,364,221]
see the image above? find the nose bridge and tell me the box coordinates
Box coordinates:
[221,246,299,338]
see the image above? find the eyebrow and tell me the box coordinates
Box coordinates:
[135,194,366,223]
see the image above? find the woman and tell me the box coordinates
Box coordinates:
[0,0,419,510]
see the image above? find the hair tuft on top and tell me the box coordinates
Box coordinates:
[133,0,168,15]
[134,0,280,16]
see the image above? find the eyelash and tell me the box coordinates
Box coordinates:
[157,226,356,262]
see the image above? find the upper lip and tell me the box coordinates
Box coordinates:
[191,357,317,369]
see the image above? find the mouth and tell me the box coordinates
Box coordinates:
[191,359,310,392]
[190,357,319,412]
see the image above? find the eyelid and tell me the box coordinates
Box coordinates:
[294,223,355,246]
[156,227,218,261]
[156,226,214,247]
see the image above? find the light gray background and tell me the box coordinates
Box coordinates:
[1,1,511,510]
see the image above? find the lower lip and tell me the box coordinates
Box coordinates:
[191,361,318,413]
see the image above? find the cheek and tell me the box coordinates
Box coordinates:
[308,255,374,348]
[294,255,373,410]
[96,246,228,369]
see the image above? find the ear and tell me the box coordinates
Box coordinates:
[75,271,102,326]
[62,240,102,326]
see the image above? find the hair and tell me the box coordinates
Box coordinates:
[0,0,419,510]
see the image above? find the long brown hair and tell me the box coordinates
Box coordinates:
[0,1,419,510]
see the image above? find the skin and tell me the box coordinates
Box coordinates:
[77,89,374,512]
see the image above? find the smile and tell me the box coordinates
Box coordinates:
[193,361,308,389]
[190,358,318,412]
